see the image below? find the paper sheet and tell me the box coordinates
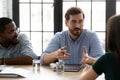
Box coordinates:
[0,67,30,78]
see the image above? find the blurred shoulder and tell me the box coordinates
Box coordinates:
[18,33,29,40]
[83,29,96,37]
[55,30,68,35]
[84,29,96,34]
[54,30,68,37]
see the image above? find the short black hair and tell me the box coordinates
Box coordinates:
[0,17,12,33]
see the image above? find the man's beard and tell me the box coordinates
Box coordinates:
[7,39,19,45]
[69,28,82,36]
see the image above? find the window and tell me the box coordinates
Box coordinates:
[0,0,12,18]
[18,0,116,56]
[63,0,106,51]
[116,0,120,14]
[19,0,54,56]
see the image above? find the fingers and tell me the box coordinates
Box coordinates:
[63,53,70,59]
[58,46,67,55]
[81,46,88,64]
[61,46,67,50]
[83,46,88,57]
[83,46,88,54]
[58,53,70,59]
[57,46,70,60]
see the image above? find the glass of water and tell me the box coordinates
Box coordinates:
[32,59,40,71]
[56,60,64,73]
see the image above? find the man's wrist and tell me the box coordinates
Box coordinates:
[53,51,59,59]
[1,57,5,65]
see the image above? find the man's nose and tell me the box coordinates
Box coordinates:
[75,21,81,26]
[75,24,80,28]
[14,30,19,36]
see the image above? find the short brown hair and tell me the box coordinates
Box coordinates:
[65,7,85,21]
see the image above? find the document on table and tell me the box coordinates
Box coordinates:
[0,67,30,78]
[0,65,5,71]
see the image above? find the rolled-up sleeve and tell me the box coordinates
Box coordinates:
[40,33,61,64]
[19,34,38,59]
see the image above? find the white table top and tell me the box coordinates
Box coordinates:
[0,65,104,80]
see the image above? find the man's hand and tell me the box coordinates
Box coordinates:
[56,46,70,60]
[81,46,96,65]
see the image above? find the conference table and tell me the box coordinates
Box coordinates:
[0,65,104,80]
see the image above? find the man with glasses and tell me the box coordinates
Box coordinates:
[40,7,104,65]
[0,17,38,65]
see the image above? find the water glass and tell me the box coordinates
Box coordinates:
[56,60,64,73]
[32,59,40,71]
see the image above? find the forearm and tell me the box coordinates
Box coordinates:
[4,56,33,65]
[43,46,70,65]
[43,52,58,65]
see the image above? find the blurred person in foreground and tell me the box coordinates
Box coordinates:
[40,7,103,65]
[80,14,120,80]
[0,17,38,65]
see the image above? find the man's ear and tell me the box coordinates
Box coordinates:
[65,20,68,27]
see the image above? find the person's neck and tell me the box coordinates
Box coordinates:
[69,34,80,41]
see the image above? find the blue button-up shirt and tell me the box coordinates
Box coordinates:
[40,29,104,64]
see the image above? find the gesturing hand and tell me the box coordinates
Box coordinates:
[81,46,88,64]
[57,46,70,60]
[81,46,96,65]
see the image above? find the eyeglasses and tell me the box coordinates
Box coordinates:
[7,28,20,35]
